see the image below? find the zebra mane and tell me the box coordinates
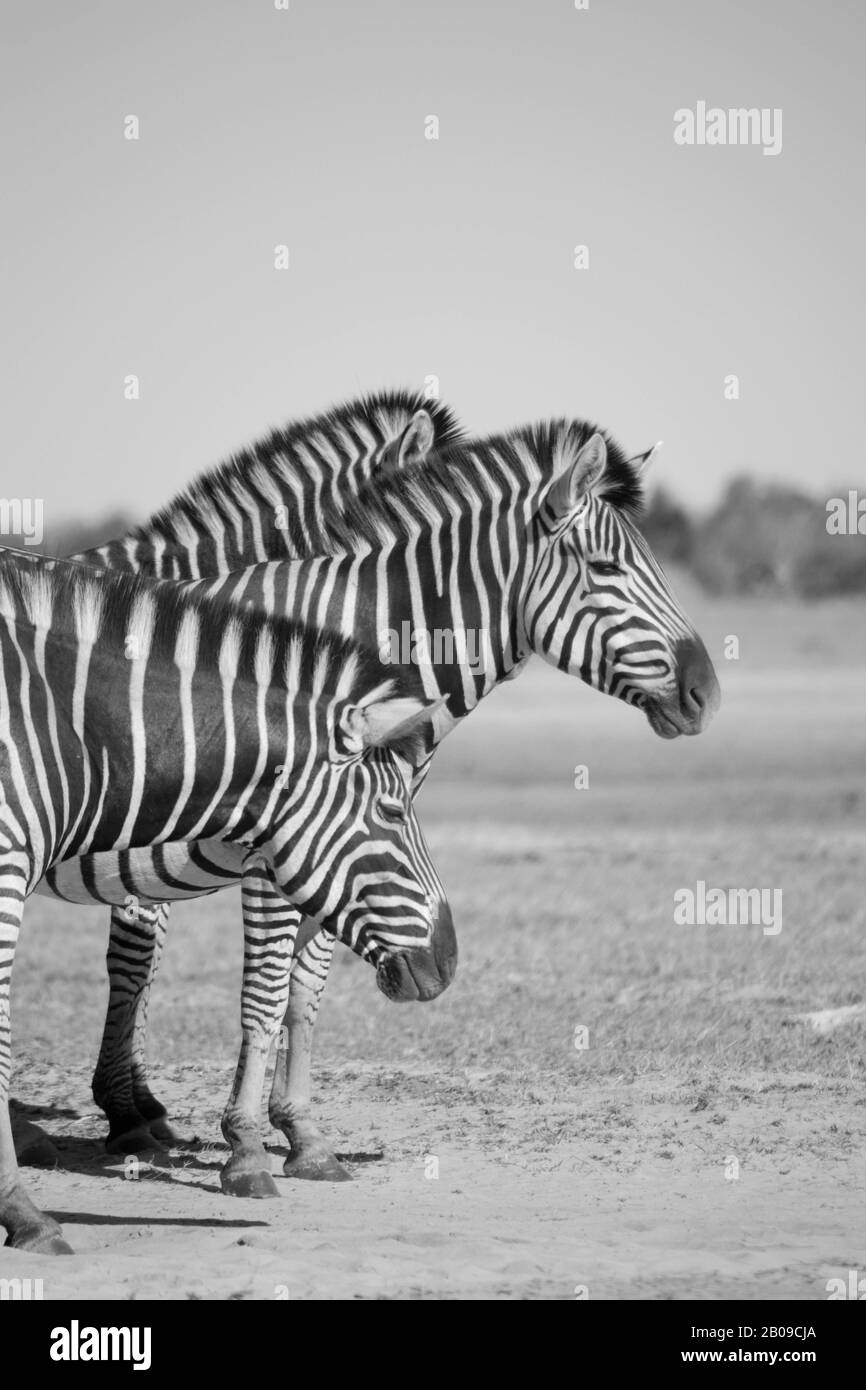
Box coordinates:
[290,416,646,553]
[131,389,465,548]
[519,420,645,519]
[0,554,395,705]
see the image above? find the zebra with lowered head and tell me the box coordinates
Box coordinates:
[0,553,455,1252]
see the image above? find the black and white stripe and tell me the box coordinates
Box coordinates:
[68,400,720,1184]
[0,555,455,1251]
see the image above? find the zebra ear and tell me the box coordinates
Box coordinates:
[395,410,436,469]
[336,695,446,758]
[544,432,607,521]
[628,440,663,476]
[365,694,446,747]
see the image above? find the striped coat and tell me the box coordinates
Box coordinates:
[0,555,455,1251]
[58,396,719,1184]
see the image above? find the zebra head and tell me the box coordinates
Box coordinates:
[522,429,720,736]
[271,692,456,1002]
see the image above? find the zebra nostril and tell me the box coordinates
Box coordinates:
[674,635,718,721]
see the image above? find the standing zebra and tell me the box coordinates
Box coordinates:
[59,407,720,1182]
[53,390,459,1164]
[0,554,454,1251]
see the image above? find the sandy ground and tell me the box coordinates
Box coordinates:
[2,585,865,1299]
[4,1068,864,1300]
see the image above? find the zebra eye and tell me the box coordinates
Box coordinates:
[378,797,407,823]
[591,560,624,577]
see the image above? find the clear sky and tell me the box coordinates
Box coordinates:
[1,0,863,533]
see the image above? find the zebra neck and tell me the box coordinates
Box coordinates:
[371,520,532,723]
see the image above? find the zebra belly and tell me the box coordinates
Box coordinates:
[35,841,245,905]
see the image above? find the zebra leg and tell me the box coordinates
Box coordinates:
[220,859,298,1198]
[128,906,195,1147]
[91,902,178,1155]
[0,848,72,1253]
[11,1102,60,1167]
[269,926,351,1182]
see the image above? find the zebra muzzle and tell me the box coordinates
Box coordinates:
[375,940,455,1003]
[646,634,721,737]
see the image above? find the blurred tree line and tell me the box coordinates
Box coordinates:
[642,479,866,598]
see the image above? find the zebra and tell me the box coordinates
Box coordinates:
[54,403,720,1182]
[0,553,455,1252]
[47,389,462,1167]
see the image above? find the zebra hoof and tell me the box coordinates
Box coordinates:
[105,1127,169,1157]
[10,1227,74,1256]
[220,1167,281,1199]
[282,1151,353,1182]
[18,1136,60,1168]
[14,1120,60,1168]
[147,1118,198,1149]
